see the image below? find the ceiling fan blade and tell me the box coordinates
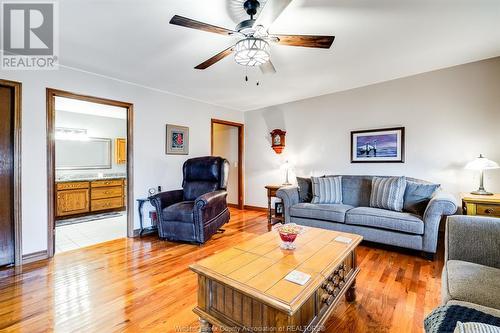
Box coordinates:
[260,60,276,74]
[170,15,235,36]
[273,34,335,49]
[194,46,234,70]
[253,0,292,30]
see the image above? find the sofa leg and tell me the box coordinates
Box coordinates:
[217,228,226,233]
[422,252,435,261]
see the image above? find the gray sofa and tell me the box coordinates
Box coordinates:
[442,215,500,316]
[276,175,458,255]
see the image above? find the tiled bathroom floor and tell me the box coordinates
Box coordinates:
[55,214,127,253]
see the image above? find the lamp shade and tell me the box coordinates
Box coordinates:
[465,154,500,170]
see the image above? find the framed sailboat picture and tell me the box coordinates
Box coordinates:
[350,127,405,163]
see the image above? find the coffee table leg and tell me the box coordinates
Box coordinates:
[345,279,356,302]
[199,318,213,333]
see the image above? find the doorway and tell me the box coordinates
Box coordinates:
[0,79,21,267]
[47,89,133,257]
[211,119,244,209]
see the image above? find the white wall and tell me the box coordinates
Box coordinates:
[244,57,500,208]
[56,110,127,176]
[212,123,239,205]
[0,67,243,255]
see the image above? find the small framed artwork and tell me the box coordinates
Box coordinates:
[351,127,405,163]
[275,202,284,217]
[166,124,189,155]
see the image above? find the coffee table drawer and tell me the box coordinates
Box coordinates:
[476,204,500,217]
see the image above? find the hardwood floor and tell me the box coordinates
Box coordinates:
[0,208,443,332]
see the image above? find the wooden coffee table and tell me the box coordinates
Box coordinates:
[190,227,363,332]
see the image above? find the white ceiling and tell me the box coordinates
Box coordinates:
[59,0,500,111]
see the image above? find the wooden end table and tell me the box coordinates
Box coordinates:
[190,227,363,332]
[461,193,500,218]
[265,185,284,229]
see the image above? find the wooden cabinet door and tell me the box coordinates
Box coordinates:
[56,189,90,217]
[115,138,126,164]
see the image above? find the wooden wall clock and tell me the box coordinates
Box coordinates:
[270,129,286,154]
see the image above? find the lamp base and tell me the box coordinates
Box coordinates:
[282,182,292,186]
[470,189,494,196]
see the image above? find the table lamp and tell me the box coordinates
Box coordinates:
[281,160,292,185]
[465,154,499,195]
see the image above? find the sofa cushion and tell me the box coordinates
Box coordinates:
[370,176,407,212]
[445,260,500,310]
[403,180,440,216]
[345,207,424,234]
[297,177,313,203]
[341,175,374,207]
[290,203,353,223]
[162,201,194,223]
[311,176,342,204]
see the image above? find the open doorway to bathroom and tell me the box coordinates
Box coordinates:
[47,89,133,256]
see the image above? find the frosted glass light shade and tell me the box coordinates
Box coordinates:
[465,154,499,170]
[234,38,270,67]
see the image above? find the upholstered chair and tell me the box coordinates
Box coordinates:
[149,156,230,244]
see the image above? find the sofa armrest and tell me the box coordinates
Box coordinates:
[445,215,500,269]
[421,191,458,253]
[194,190,228,224]
[276,186,300,224]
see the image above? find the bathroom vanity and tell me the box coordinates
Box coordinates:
[56,177,126,218]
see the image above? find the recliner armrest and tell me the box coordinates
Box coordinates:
[149,189,184,212]
[194,190,227,210]
[445,215,500,269]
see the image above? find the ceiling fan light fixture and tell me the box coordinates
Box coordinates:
[234,38,270,67]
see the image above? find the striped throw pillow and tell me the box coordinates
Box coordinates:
[311,176,342,204]
[370,176,407,212]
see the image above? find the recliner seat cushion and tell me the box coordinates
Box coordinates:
[290,203,354,223]
[445,260,500,310]
[345,207,424,234]
[162,201,195,223]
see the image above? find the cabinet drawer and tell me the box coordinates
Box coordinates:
[91,186,123,200]
[476,204,500,217]
[91,179,123,188]
[91,197,124,212]
[56,181,89,190]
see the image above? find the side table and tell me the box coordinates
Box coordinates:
[265,185,284,230]
[461,193,500,218]
[137,198,158,236]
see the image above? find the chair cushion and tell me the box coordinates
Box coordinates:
[446,260,500,310]
[403,180,440,216]
[345,207,424,234]
[370,176,407,212]
[311,176,342,204]
[183,181,219,201]
[162,201,194,223]
[290,203,353,223]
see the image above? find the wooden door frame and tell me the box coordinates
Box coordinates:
[0,79,22,266]
[46,88,134,258]
[211,119,244,209]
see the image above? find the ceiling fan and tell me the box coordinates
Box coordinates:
[169,0,335,74]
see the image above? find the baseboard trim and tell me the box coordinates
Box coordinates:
[22,250,48,264]
[227,203,240,209]
[133,228,158,237]
[243,205,267,212]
